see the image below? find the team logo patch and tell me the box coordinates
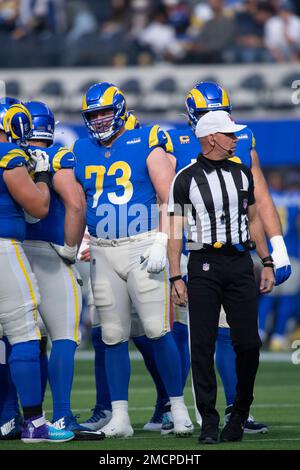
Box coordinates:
[180,135,190,144]
[202,263,210,271]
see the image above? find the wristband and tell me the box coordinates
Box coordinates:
[169,275,182,283]
[34,171,52,188]
[261,255,274,271]
[261,256,273,265]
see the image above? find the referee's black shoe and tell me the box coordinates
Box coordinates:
[220,411,246,442]
[198,424,219,444]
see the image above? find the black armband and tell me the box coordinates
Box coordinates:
[169,275,183,283]
[34,171,52,188]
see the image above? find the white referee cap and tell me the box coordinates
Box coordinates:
[195,110,246,138]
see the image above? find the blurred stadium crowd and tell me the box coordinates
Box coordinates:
[1,0,300,67]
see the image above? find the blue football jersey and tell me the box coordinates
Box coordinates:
[26,144,75,245]
[166,126,255,172]
[270,189,300,258]
[74,125,168,239]
[0,143,29,241]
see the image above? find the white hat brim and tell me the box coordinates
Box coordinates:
[196,123,247,138]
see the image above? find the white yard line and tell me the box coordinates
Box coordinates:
[75,351,295,363]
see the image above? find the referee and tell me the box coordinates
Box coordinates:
[167,110,275,444]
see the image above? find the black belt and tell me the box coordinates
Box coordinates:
[190,241,256,256]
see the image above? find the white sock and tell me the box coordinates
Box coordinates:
[111,400,129,414]
[169,396,185,411]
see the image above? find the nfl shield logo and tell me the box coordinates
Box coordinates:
[243,199,248,210]
[203,263,210,271]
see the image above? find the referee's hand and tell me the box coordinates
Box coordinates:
[171,279,188,306]
[260,267,275,294]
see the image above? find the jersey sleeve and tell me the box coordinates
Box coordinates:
[168,171,190,216]
[164,130,175,155]
[72,141,84,185]
[148,125,168,153]
[51,147,75,173]
[0,148,28,170]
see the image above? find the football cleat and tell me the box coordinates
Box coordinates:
[0,412,22,440]
[160,407,174,435]
[80,408,112,431]
[100,413,133,438]
[224,405,268,434]
[162,405,194,437]
[52,414,105,441]
[244,415,268,434]
[21,414,74,443]
[143,400,170,432]
[173,414,194,437]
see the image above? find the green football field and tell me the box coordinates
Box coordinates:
[1,354,300,451]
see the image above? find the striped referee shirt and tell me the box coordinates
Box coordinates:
[168,154,255,249]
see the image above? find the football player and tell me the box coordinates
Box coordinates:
[79,113,173,433]
[0,97,23,440]
[73,82,193,437]
[23,101,103,441]
[0,102,73,442]
[160,81,290,434]
[259,171,300,351]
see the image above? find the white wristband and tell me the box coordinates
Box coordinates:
[63,243,78,259]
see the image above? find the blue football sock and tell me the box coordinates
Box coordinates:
[274,296,297,336]
[133,335,168,404]
[91,327,111,411]
[9,340,41,408]
[172,321,190,388]
[216,327,237,407]
[152,332,183,397]
[105,341,130,402]
[48,339,77,421]
[259,295,275,334]
[0,337,19,423]
[40,336,48,402]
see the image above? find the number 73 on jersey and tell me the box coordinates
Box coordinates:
[85,161,133,207]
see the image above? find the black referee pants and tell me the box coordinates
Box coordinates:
[187,250,262,428]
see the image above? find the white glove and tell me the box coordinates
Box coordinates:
[28,149,50,173]
[51,242,77,264]
[141,232,168,274]
[270,235,291,286]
